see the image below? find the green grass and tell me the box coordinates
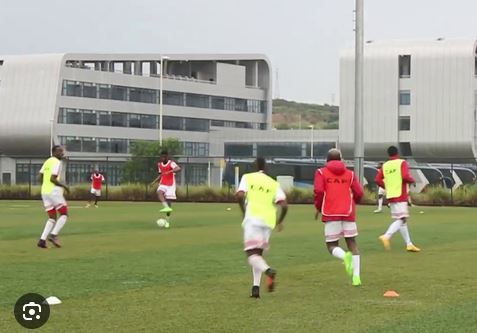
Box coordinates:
[0,201,476,332]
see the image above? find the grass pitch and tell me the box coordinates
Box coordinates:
[0,201,476,332]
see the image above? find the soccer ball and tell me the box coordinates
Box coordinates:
[156,218,169,228]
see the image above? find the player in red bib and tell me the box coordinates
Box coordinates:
[314,149,364,286]
[151,151,181,219]
[86,169,105,208]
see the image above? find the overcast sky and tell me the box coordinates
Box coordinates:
[1,0,477,104]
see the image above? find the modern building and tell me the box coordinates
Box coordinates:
[339,39,477,162]
[0,53,338,186]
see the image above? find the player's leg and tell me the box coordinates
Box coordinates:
[374,194,384,213]
[48,193,68,247]
[345,237,361,286]
[379,202,403,250]
[86,189,95,208]
[244,222,274,297]
[94,190,100,207]
[38,205,56,249]
[325,222,353,277]
[157,186,172,212]
[399,217,421,252]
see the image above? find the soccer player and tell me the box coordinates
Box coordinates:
[375,145,421,252]
[151,151,181,218]
[37,145,70,249]
[86,169,105,208]
[374,163,386,213]
[314,149,364,286]
[236,157,288,299]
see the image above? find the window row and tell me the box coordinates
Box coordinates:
[224,142,336,157]
[210,119,266,130]
[62,80,266,113]
[58,136,210,156]
[57,108,209,132]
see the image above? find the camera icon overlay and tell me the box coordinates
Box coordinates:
[14,293,50,329]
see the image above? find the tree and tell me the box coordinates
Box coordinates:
[122,139,182,183]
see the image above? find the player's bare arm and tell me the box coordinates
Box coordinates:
[50,174,69,194]
[236,191,246,216]
[276,200,288,231]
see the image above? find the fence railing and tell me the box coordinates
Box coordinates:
[1,155,476,204]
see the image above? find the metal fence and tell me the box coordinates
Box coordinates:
[2,155,477,203]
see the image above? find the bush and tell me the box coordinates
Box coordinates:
[1,183,476,206]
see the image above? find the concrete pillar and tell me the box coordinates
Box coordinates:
[134,61,142,75]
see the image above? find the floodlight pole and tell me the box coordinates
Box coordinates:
[354,0,365,184]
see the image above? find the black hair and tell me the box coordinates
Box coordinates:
[326,148,342,162]
[160,150,168,156]
[256,157,266,171]
[387,145,399,157]
[52,145,62,154]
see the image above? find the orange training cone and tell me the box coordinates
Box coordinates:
[383,290,400,298]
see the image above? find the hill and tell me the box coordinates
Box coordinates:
[272,99,338,129]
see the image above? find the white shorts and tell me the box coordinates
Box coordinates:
[390,202,409,220]
[157,184,177,200]
[91,188,101,196]
[41,188,67,211]
[324,221,358,242]
[242,218,272,251]
[378,187,386,196]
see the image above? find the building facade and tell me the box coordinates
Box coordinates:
[0,53,338,186]
[339,39,477,161]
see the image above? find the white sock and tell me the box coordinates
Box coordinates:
[352,255,361,277]
[162,201,170,208]
[384,220,403,238]
[40,219,55,240]
[377,198,383,210]
[247,254,270,272]
[331,247,346,260]
[252,267,262,287]
[399,224,413,246]
[51,215,67,236]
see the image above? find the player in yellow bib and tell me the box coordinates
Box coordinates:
[37,145,70,249]
[236,157,288,298]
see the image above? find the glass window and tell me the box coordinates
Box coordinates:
[110,138,127,153]
[164,91,184,106]
[66,108,82,124]
[225,144,253,157]
[399,142,412,156]
[399,116,411,131]
[224,97,235,110]
[98,138,110,153]
[399,55,411,78]
[211,96,225,109]
[82,110,97,125]
[163,116,183,130]
[211,120,224,127]
[129,114,141,128]
[141,114,157,129]
[98,84,111,99]
[82,137,97,152]
[183,142,209,156]
[129,88,155,103]
[111,85,127,101]
[111,112,127,127]
[186,93,209,108]
[257,143,301,157]
[66,137,81,152]
[184,118,209,132]
[247,100,260,113]
[63,81,82,97]
[83,82,97,98]
[235,98,247,111]
[98,111,111,126]
[260,101,267,113]
[399,90,411,105]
